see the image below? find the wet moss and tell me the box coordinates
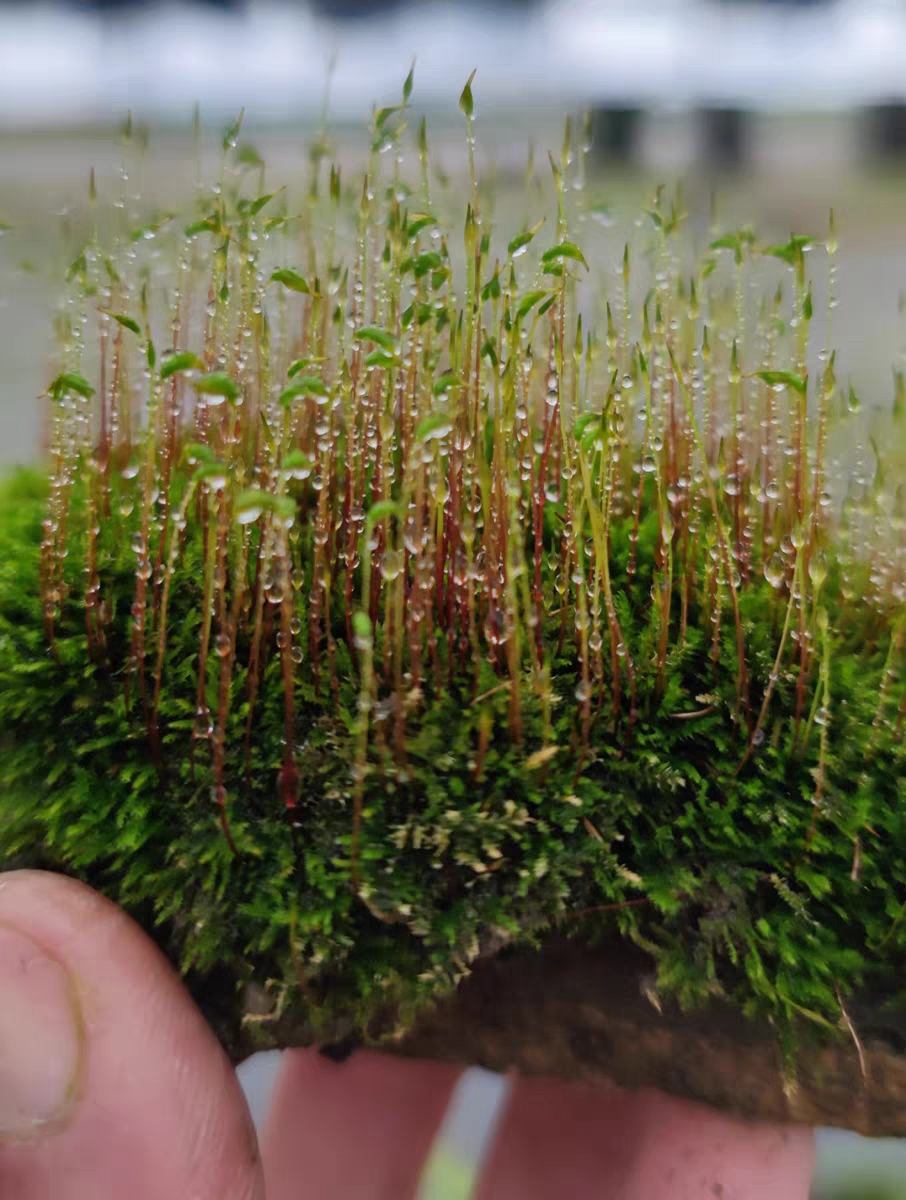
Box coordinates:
[1,82,905,1055]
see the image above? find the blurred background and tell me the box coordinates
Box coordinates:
[3,0,906,1196]
[6,0,906,470]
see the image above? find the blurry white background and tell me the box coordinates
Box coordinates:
[2,0,906,128]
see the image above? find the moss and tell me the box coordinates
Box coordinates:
[1,83,905,1055]
[2,461,904,1046]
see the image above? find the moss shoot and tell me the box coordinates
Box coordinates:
[1,78,905,1055]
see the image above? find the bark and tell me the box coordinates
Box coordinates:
[229,937,906,1137]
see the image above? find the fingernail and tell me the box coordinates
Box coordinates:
[0,923,81,1138]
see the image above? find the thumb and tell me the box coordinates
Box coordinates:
[0,870,263,1200]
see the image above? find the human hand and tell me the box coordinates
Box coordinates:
[0,870,814,1199]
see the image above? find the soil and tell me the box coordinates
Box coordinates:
[226,935,906,1137]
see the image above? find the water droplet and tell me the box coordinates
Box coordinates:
[194,708,213,738]
[422,420,453,443]
[381,549,404,581]
[764,555,786,589]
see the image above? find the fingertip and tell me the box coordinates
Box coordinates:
[0,869,264,1200]
[262,1048,462,1200]
[477,1072,814,1200]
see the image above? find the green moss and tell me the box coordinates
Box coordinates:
[2,460,904,1044]
[1,83,905,1052]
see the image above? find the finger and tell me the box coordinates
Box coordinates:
[0,869,264,1200]
[261,1048,462,1200]
[476,1072,814,1200]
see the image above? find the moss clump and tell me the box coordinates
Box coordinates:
[1,82,905,1053]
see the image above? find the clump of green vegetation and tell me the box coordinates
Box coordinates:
[2,75,905,1053]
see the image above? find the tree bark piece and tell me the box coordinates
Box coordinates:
[232,937,906,1137]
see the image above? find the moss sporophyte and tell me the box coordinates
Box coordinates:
[2,76,906,1094]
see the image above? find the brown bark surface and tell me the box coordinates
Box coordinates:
[232,937,906,1137]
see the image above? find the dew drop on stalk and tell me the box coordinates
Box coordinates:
[425,420,454,443]
[194,708,213,738]
[214,633,230,658]
[763,556,786,589]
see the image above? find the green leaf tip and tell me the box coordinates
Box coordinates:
[49,372,94,401]
[270,269,312,294]
[459,69,476,120]
[192,372,240,403]
[160,351,204,380]
[756,370,808,398]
